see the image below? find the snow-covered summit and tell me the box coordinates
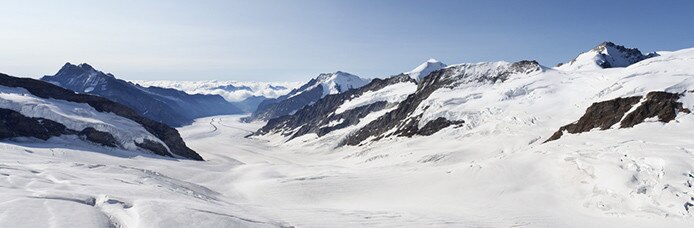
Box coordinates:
[406,58,447,81]
[556,41,658,71]
[311,71,370,96]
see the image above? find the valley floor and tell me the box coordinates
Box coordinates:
[1,115,693,227]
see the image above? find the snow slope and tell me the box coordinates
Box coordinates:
[0,86,165,152]
[289,71,370,98]
[335,80,416,114]
[131,80,302,102]
[556,42,658,71]
[0,133,286,228]
[405,58,447,81]
[2,105,693,227]
[201,116,694,226]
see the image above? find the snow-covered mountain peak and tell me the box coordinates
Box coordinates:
[310,71,370,95]
[406,59,447,81]
[557,41,658,71]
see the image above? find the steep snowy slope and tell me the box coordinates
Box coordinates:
[343,60,543,146]
[254,75,416,143]
[246,71,370,121]
[556,41,658,70]
[0,73,202,160]
[405,58,447,81]
[42,63,243,127]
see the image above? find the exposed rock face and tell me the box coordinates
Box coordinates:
[135,139,171,157]
[401,117,465,137]
[78,127,118,147]
[246,71,370,122]
[546,91,691,142]
[590,42,659,68]
[342,60,542,146]
[254,75,415,139]
[620,92,691,127]
[42,63,242,127]
[545,96,642,142]
[0,109,119,148]
[0,73,203,160]
[0,108,73,140]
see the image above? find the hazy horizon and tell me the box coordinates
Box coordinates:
[2,0,693,81]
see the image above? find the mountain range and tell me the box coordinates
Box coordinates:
[252,42,691,151]
[42,63,244,127]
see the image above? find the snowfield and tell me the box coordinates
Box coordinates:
[334,81,416,114]
[1,113,692,227]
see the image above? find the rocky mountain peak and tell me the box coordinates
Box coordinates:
[54,62,105,78]
[557,41,658,70]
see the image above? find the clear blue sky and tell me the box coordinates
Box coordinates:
[1,0,693,81]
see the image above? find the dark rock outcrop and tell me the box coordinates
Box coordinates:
[78,127,118,147]
[135,139,171,157]
[620,92,691,127]
[0,109,119,148]
[0,108,74,140]
[42,63,242,127]
[0,73,203,160]
[341,60,542,146]
[545,96,642,142]
[254,75,415,139]
[545,91,691,142]
[249,86,324,121]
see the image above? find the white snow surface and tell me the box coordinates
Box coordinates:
[406,58,447,81]
[0,86,167,153]
[287,71,370,99]
[316,71,370,96]
[334,80,417,114]
[130,80,302,102]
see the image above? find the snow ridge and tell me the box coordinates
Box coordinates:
[557,41,658,71]
[406,59,447,81]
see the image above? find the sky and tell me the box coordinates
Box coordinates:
[1,0,693,82]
